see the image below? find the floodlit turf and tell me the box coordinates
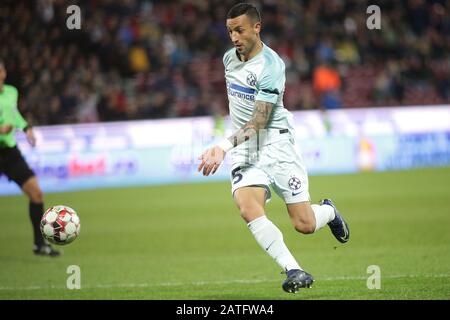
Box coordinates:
[0,167,449,299]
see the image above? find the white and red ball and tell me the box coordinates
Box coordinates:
[40,205,81,245]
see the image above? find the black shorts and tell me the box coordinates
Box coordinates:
[0,146,35,187]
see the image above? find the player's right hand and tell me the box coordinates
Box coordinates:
[198,146,226,176]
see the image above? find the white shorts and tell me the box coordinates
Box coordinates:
[229,129,310,204]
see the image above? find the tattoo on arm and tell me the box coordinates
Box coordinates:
[228,101,273,147]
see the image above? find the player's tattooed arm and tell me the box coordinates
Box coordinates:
[198,101,273,176]
[228,100,273,147]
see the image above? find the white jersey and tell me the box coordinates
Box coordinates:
[223,43,310,204]
[223,43,294,132]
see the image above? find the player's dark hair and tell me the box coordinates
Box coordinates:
[227,3,261,23]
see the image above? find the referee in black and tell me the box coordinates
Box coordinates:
[0,59,59,256]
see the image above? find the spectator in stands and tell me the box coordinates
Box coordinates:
[1,0,448,126]
[313,60,342,110]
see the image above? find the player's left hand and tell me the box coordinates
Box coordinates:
[198,146,226,176]
[25,127,36,147]
[0,124,13,134]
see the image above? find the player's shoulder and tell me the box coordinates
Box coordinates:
[3,84,19,96]
[261,44,285,70]
[223,47,236,67]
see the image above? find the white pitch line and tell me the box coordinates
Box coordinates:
[0,274,448,291]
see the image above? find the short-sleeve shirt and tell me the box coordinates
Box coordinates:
[0,84,28,148]
[223,43,294,132]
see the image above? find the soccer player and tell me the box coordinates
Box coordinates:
[198,3,349,293]
[0,59,60,257]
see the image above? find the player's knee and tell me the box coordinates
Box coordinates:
[293,221,315,234]
[30,187,44,203]
[237,203,264,222]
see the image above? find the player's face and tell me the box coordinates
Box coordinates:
[226,14,261,58]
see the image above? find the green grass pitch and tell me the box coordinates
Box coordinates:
[0,167,449,299]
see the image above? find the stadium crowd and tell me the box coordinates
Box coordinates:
[1,0,449,125]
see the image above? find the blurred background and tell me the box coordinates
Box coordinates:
[1,0,449,126]
[1,0,450,194]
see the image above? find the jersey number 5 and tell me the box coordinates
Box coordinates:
[231,166,243,185]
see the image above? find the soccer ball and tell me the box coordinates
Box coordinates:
[40,205,81,245]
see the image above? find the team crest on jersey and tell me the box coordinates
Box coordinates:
[246,72,257,86]
[288,176,301,190]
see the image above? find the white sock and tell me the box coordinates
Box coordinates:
[247,215,301,271]
[311,204,335,232]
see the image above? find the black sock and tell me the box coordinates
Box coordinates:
[29,202,45,246]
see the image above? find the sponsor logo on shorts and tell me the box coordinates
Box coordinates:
[288,176,302,196]
[288,176,301,190]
